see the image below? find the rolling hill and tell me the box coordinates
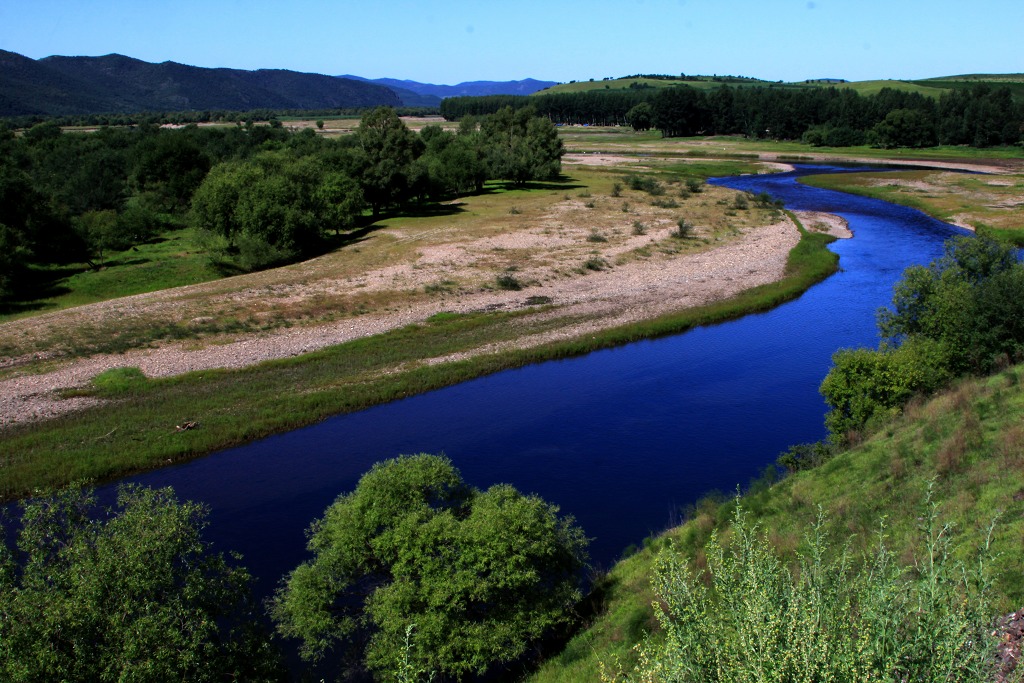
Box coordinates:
[0,50,401,116]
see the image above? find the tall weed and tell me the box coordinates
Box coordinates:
[607,489,1000,682]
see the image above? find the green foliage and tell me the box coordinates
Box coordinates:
[624,174,663,195]
[0,485,282,682]
[495,272,524,290]
[613,498,998,682]
[91,366,149,395]
[190,150,364,270]
[625,102,654,131]
[271,454,589,680]
[823,235,1024,439]
[870,108,938,148]
[353,106,421,215]
[673,218,693,239]
[821,338,954,438]
[480,106,564,186]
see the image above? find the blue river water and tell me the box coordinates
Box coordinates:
[112,164,968,597]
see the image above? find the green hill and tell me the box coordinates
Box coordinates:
[534,75,793,96]
[835,79,951,98]
[0,49,400,117]
[535,73,1024,101]
[531,366,1024,681]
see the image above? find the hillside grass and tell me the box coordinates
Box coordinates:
[0,214,837,499]
[834,79,950,98]
[535,75,1024,99]
[530,366,1024,682]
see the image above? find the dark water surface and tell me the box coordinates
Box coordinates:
[111,164,967,596]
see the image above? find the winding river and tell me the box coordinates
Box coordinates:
[110,164,968,597]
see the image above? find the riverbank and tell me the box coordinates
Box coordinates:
[0,210,838,499]
[800,167,1024,243]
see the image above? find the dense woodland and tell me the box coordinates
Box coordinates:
[0,106,563,298]
[442,83,1024,147]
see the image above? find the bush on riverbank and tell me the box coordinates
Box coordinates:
[822,235,1024,443]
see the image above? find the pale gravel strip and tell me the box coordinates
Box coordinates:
[0,215,810,428]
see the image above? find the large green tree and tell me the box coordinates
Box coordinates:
[480,106,564,185]
[271,454,589,680]
[352,106,421,216]
[0,485,282,682]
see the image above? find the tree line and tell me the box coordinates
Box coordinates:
[441,83,1024,148]
[0,105,563,297]
[0,105,440,131]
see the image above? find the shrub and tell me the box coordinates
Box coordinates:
[685,177,703,193]
[611,497,999,682]
[495,273,523,290]
[587,231,608,243]
[631,221,647,236]
[673,218,693,239]
[820,337,953,439]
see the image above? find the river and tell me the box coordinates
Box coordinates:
[111,164,968,598]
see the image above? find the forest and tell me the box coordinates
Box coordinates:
[0,106,563,299]
[441,82,1024,148]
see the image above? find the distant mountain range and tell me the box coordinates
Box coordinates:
[339,76,558,106]
[0,50,401,117]
[0,49,558,117]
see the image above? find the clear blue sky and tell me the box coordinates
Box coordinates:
[2,0,1021,85]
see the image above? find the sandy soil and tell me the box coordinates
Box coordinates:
[0,210,810,428]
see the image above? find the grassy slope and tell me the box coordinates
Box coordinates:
[530,367,1024,682]
[835,80,950,98]
[538,73,1024,100]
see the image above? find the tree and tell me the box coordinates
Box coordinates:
[652,86,708,138]
[869,108,937,148]
[480,106,564,186]
[878,235,1024,373]
[353,106,421,216]
[625,102,653,131]
[0,485,282,682]
[271,454,589,680]
[822,235,1024,440]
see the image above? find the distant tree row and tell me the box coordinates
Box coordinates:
[0,106,439,131]
[0,106,562,297]
[441,83,1024,148]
